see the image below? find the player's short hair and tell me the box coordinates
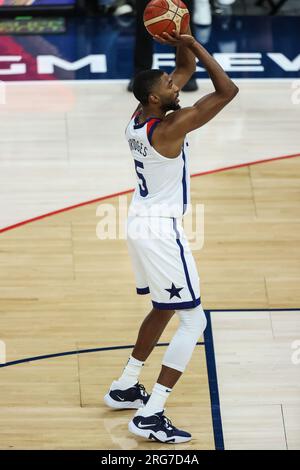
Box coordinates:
[132,69,164,106]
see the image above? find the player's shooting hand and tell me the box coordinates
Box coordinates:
[153,30,196,47]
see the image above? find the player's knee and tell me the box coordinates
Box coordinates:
[161,306,207,373]
[152,307,175,323]
[175,305,207,340]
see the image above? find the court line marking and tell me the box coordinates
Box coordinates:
[0,308,298,450]
[208,307,300,451]
[204,311,224,450]
[0,151,299,234]
[0,342,205,369]
[0,312,216,447]
[0,334,216,448]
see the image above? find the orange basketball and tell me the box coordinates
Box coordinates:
[143,0,190,37]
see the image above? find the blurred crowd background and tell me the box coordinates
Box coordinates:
[100,0,300,22]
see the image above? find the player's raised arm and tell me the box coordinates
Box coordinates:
[156,30,239,138]
[167,25,196,90]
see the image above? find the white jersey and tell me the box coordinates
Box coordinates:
[125,110,191,218]
[125,109,201,311]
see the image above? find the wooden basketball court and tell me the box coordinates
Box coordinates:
[0,81,300,449]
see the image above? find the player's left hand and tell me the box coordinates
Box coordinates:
[153,30,195,47]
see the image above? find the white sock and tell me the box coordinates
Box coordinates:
[137,383,172,417]
[117,355,144,387]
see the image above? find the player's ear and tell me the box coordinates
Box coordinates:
[149,93,159,105]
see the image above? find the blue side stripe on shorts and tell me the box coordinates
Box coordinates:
[152,298,201,310]
[182,146,187,215]
[136,287,150,295]
[173,218,196,303]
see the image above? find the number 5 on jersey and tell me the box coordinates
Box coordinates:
[134,159,149,197]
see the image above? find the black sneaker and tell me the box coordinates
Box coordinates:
[104,381,150,409]
[128,410,192,443]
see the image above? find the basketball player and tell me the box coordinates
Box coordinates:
[104,25,238,443]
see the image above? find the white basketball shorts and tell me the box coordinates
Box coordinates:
[126,216,201,310]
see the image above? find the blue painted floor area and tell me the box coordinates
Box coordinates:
[0,15,299,81]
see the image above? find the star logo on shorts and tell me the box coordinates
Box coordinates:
[165,283,184,300]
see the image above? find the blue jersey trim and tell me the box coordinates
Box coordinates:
[147,120,161,146]
[136,287,150,295]
[173,218,197,303]
[152,298,201,310]
[134,115,161,129]
[182,146,187,215]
